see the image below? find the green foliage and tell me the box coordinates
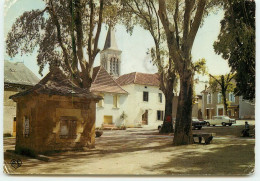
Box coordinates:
[209,73,235,93]
[6,0,117,89]
[209,73,235,115]
[214,0,255,101]
[193,58,207,75]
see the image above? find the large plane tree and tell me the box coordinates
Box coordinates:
[158,0,220,145]
[6,0,118,90]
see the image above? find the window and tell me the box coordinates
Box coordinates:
[157,111,164,121]
[113,59,115,73]
[229,92,235,102]
[98,94,104,107]
[116,59,119,74]
[60,117,77,139]
[110,59,113,74]
[217,93,222,103]
[23,116,29,137]
[207,93,212,104]
[113,95,119,108]
[158,93,162,103]
[143,91,149,102]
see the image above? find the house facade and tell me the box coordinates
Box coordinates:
[116,72,165,127]
[201,86,254,119]
[4,61,39,136]
[90,66,128,128]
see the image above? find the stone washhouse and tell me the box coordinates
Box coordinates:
[10,68,101,154]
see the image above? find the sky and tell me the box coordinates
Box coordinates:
[2,0,231,81]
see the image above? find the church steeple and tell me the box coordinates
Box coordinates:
[103,26,118,50]
[100,26,122,78]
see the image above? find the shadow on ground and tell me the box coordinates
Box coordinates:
[4,127,255,175]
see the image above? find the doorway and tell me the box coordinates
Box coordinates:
[142,110,148,125]
[104,116,113,124]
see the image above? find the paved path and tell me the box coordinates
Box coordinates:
[4,127,255,175]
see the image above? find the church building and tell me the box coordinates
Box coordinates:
[91,27,165,128]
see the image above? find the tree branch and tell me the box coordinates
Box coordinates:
[183,0,195,42]
[87,0,94,64]
[209,74,222,86]
[48,0,73,73]
[186,0,206,50]
[91,0,104,68]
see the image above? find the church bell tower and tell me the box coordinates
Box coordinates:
[100,27,122,78]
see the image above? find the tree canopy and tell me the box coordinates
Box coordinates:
[6,0,119,90]
[213,0,255,101]
[209,73,235,115]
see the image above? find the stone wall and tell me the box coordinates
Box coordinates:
[4,90,19,135]
[15,94,97,154]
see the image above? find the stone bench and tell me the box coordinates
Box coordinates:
[193,133,216,144]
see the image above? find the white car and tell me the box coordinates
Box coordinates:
[206,116,236,126]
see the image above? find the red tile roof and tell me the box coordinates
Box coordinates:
[116,72,160,87]
[90,66,128,94]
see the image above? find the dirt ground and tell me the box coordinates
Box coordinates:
[4,125,255,176]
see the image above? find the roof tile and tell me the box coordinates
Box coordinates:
[116,72,160,87]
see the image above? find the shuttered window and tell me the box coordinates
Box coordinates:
[24,116,29,137]
[113,95,120,108]
[158,93,162,103]
[143,92,149,102]
[60,117,77,139]
[157,111,164,121]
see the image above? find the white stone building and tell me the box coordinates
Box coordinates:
[116,72,165,127]
[91,27,165,128]
[90,66,128,128]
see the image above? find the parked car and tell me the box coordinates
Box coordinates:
[192,118,206,130]
[206,116,236,126]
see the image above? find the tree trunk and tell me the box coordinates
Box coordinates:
[173,71,194,145]
[160,90,174,133]
[223,93,228,116]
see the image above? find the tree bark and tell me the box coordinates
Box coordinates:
[160,86,174,133]
[173,70,194,145]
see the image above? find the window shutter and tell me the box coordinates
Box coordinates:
[70,120,77,139]
[113,95,118,108]
[117,95,120,108]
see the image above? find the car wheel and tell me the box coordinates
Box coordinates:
[206,122,210,126]
[213,125,215,126]
[222,122,226,126]
[198,127,202,130]
[229,123,232,126]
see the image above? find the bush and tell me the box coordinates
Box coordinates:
[3,133,12,137]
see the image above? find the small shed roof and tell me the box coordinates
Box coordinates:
[10,67,101,100]
[4,61,40,86]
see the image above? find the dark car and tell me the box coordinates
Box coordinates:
[192,118,206,130]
